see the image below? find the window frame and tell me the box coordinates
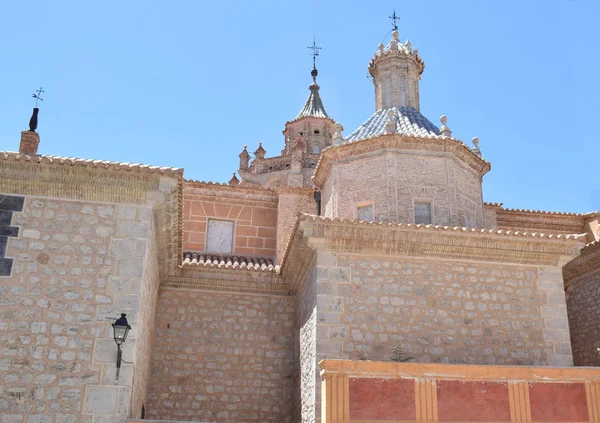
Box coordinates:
[205,218,235,253]
[356,201,375,222]
[413,200,434,225]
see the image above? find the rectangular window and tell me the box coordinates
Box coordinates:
[206,219,234,253]
[357,203,374,221]
[414,202,432,225]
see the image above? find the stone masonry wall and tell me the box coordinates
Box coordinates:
[566,269,600,366]
[312,253,572,367]
[0,196,157,423]
[293,255,317,423]
[183,186,277,258]
[146,287,296,423]
[128,214,160,419]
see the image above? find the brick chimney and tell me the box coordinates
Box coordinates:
[19,107,40,155]
[19,130,40,155]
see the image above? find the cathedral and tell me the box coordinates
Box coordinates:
[1,17,600,423]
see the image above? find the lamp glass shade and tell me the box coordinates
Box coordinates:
[112,313,131,346]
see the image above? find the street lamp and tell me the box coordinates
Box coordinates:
[112,313,131,381]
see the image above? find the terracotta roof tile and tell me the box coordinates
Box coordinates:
[182,252,279,272]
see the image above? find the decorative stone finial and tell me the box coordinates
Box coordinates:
[378,43,384,54]
[413,48,419,56]
[254,142,266,160]
[229,173,240,186]
[239,145,251,170]
[390,31,399,51]
[385,110,397,134]
[405,40,411,52]
[332,122,344,145]
[439,115,452,138]
[472,137,481,157]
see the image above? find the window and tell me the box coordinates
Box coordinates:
[357,203,374,221]
[206,219,234,253]
[414,202,432,225]
[464,213,476,228]
[312,145,321,154]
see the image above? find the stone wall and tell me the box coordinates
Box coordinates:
[293,255,317,423]
[0,196,158,423]
[313,254,572,366]
[146,287,296,423]
[564,242,600,366]
[182,183,277,258]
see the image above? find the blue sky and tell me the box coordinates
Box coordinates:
[1,0,598,213]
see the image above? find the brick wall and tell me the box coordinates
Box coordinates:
[566,268,600,366]
[276,190,316,262]
[0,196,158,423]
[183,184,277,258]
[146,288,296,423]
[320,151,484,227]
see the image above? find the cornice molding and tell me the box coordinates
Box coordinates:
[276,186,316,196]
[312,134,490,188]
[163,267,289,296]
[184,186,278,205]
[281,214,584,270]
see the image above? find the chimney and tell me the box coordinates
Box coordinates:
[19,107,40,155]
[19,131,40,155]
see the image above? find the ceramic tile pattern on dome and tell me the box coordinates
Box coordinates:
[347,106,440,142]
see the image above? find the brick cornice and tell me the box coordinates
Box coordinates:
[184,185,278,205]
[280,221,316,293]
[282,214,584,269]
[164,267,289,296]
[276,186,316,196]
[312,134,491,188]
[563,241,600,287]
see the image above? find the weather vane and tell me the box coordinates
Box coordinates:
[389,9,399,32]
[308,38,321,69]
[32,87,44,108]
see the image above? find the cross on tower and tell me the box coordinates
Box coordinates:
[32,87,44,108]
[389,9,399,32]
[307,38,321,69]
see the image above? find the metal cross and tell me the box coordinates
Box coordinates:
[307,38,321,69]
[389,9,399,32]
[32,87,44,107]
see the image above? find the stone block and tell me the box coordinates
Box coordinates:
[84,385,119,414]
[116,221,149,238]
[116,258,143,277]
[93,339,134,364]
[110,239,136,257]
[115,205,137,220]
